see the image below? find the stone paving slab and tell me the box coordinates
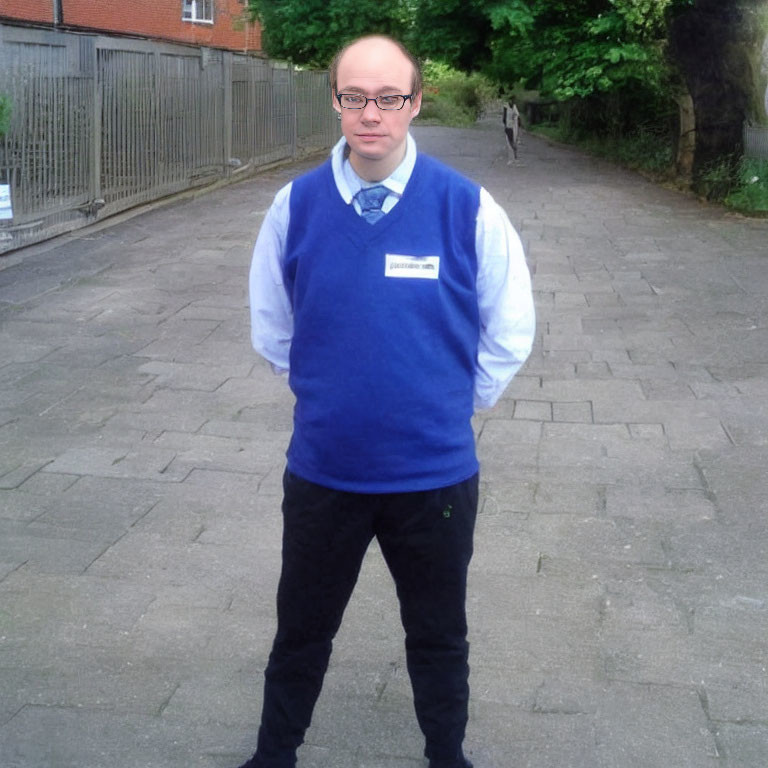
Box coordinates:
[1,119,767,768]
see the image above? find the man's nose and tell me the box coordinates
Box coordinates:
[361,99,381,120]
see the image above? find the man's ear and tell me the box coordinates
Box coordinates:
[331,88,341,115]
[410,91,422,119]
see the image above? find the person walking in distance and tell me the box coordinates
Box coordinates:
[242,34,535,768]
[502,98,522,164]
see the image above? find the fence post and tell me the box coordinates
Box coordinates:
[153,49,162,193]
[290,65,298,159]
[222,50,233,177]
[89,39,102,215]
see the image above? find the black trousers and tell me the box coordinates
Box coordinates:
[251,469,479,767]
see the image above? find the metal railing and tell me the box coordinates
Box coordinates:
[0,24,339,254]
[744,122,768,161]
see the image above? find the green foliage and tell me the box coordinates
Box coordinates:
[247,0,690,116]
[698,155,741,201]
[531,118,676,176]
[461,0,690,176]
[725,157,768,213]
[0,95,11,137]
[248,0,412,67]
[614,127,675,174]
[410,0,493,72]
[418,63,496,126]
[479,0,680,101]
[487,1,535,36]
[699,153,768,214]
[406,0,691,164]
[245,0,751,188]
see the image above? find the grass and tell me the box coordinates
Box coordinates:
[697,155,768,214]
[724,157,768,213]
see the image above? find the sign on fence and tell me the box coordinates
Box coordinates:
[0,184,11,220]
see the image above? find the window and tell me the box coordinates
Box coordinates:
[182,0,214,23]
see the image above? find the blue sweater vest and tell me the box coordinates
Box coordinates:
[284,154,481,492]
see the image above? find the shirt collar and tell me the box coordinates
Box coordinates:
[331,133,418,205]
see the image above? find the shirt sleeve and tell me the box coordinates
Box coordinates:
[249,182,294,374]
[473,187,536,410]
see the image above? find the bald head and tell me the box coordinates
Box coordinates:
[329,34,423,181]
[329,35,422,96]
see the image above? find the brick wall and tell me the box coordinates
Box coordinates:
[0,0,54,24]
[1,0,261,52]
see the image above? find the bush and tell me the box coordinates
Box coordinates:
[529,119,676,177]
[418,62,495,127]
[699,155,740,201]
[523,88,677,178]
[725,157,768,213]
[690,155,768,214]
[613,127,676,175]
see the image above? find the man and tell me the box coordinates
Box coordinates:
[502,99,522,164]
[243,35,535,768]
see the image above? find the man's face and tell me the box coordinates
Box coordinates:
[332,37,422,181]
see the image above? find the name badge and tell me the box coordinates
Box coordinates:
[385,254,440,280]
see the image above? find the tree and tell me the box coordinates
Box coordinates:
[669,0,767,181]
[248,0,413,67]
[248,0,764,185]
[412,1,678,96]
[411,0,686,139]
[409,0,493,71]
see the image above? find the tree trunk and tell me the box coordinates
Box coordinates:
[675,90,696,180]
[669,0,764,188]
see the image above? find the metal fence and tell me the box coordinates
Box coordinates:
[744,122,768,161]
[0,24,339,254]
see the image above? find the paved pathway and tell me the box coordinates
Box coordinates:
[1,119,767,768]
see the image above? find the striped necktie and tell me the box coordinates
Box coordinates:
[354,185,389,224]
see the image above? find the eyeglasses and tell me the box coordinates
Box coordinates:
[336,93,413,111]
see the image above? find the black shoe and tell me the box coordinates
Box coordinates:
[428,759,473,768]
[236,755,297,768]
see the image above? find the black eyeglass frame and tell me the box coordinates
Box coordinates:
[335,93,413,111]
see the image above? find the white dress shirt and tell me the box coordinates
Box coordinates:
[249,134,535,410]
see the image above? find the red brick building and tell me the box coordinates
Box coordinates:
[0,0,53,25]
[0,0,262,53]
